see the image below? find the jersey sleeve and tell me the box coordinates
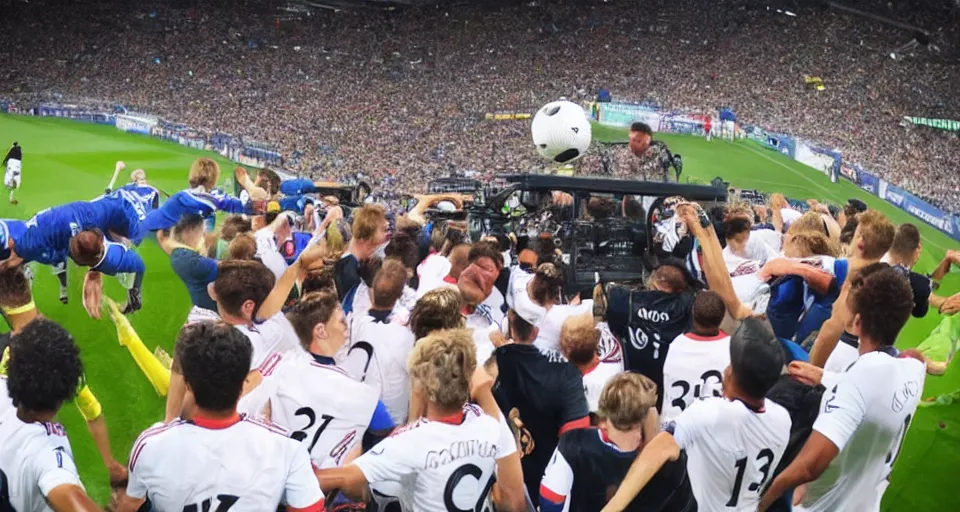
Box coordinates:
[369,400,396,432]
[211,190,246,214]
[812,371,867,452]
[558,365,590,425]
[672,398,721,449]
[539,448,573,512]
[283,442,326,510]
[352,434,417,484]
[32,445,84,499]
[93,242,145,276]
[604,285,631,337]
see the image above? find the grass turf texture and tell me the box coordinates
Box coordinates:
[0,114,957,508]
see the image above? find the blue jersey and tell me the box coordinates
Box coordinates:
[92,240,145,276]
[142,187,245,232]
[278,194,314,214]
[280,178,315,196]
[0,219,27,261]
[117,183,161,213]
[15,197,144,266]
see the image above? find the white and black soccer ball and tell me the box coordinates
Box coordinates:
[531,100,592,163]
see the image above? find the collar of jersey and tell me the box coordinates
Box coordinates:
[430,410,466,425]
[311,353,336,366]
[368,309,391,324]
[685,330,727,342]
[443,275,458,284]
[598,429,639,457]
[192,413,242,430]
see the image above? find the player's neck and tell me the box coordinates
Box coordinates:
[17,407,57,424]
[219,311,252,328]
[857,337,884,355]
[576,355,600,375]
[602,427,642,452]
[350,240,374,260]
[887,253,913,268]
[7,309,38,333]
[193,406,239,422]
[425,402,462,422]
[691,325,720,338]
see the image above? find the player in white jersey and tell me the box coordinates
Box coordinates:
[239,291,396,469]
[661,291,731,425]
[602,318,792,512]
[760,264,925,512]
[559,312,622,413]
[3,142,22,205]
[0,319,100,511]
[342,259,416,424]
[167,251,321,422]
[316,329,526,512]
[117,322,324,512]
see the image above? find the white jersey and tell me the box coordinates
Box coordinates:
[127,415,324,511]
[533,302,594,354]
[0,409,83,512]
[671,397,792,512]
[342,312,415,425]
[661,332,731,426]
[238,352,381,469]
[416,253,451,299]
[800,351,925,512]
[506,268,545,325]
[4,158,21,189]
[823,339,860,374]
[234,312,305,370]
[581,359,622,413]
[0,377,11,417]
[353,404,517,512]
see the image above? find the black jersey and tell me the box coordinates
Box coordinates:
[543,428,697,512]
[605,285,694,408]
[3,145,21,163]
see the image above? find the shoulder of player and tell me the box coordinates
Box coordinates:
[39,421,69,438]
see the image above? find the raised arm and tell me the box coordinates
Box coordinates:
[235,167,270,201]
[256,239,327,321]
[680,205,753,320]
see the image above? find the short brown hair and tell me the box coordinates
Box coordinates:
[409,288,464,339]
[373,259,408,310]
[530,263,564,305]
[559,313,599,365]
[408,328,476,410]
[352,204,387,242]
[188,157,221,190]
[0,268,32,309]
[301,268,336,296]
[692,291,725,331]
[286,291,340,350]
[213,260,275,317]
[855,210,896,259]
[220,215,252,242]
[226,233,257,261]
[786,231,838,258]
[68,230,105,267]
[384,232,419,273]
[468,241,504,268]
[257,168,282,196]
[597,373,658,431]
[847,263,913,347]
[889,223,921,259]
[650,264,688,293]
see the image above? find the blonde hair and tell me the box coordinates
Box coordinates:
[408,329,476,410]
[785,231,839,258]
[856,210,896,260]
[787,211,828,237]
[409,288,465,340]
[352,204,387,242]
[188,157,221,190]
[559,312,599,366]
[596,373,658,432]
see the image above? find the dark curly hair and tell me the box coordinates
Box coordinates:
[848,263,914,347]
[6,319,83,412]
[175,322,252,411]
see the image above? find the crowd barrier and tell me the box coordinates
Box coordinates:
[592,101,960,242]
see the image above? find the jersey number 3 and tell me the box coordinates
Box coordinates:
[727,448,774,507]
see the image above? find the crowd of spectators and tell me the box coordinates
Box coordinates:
[0,0,957,210]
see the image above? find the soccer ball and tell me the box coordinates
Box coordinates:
[531,100,592,163]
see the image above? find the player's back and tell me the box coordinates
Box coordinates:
[127,416,321,511]
[661,332,731,425]
[0,409,81,512]
[674,397,791,512]
[142,188,221,232]
[240,352,380,469]
[801,351,925,512]
[353,404,511,512]
[343,312,415,424]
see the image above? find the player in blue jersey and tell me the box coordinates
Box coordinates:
[0,195,147,314]
[104,163,162,215]
[142,157,245,232]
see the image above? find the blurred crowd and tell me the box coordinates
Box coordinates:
[0,0,957,210]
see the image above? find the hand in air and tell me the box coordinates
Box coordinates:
[115,161,126,173]
[82,271,104,320]
[470,365,495,401]
[939,293,960,315]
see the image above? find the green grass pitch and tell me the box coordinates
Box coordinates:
[0,114,956,508]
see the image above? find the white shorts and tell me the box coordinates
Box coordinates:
[4,159,20,188]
